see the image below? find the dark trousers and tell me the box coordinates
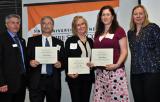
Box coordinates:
[131,73,160,102]
[0,75,26,102]
[68,79,92,102]
[29,75,61,102]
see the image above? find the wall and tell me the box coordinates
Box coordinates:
[141,0,160,26]
[22,0,138,102]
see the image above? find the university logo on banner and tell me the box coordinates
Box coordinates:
[26,0,119,41]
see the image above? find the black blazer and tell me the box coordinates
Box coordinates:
[65,36,95,82]
[0,31,27,93]
[27,35,65,89]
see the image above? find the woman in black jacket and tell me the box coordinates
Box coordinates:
[65,16,94,102]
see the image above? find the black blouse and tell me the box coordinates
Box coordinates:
[64,36,95,81]
[128,23,160,74]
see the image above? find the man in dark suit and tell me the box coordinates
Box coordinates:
[27,16,65,102]
[0,14,27,102]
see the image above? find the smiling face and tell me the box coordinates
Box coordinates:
[76,18,87,35]
[41,18,54,34]
[133,7,145,26]
[101,9,114,26]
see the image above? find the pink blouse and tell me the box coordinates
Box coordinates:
[94,27,126,68]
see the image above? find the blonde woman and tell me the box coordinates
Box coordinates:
[128,5,160,102]
[65,16,94,102]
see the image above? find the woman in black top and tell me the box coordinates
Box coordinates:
[65,16,94,102]
[128,5,160,102]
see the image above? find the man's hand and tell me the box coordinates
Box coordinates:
[54,61,61,68]
[0,85,8,93]
[30,60,40,68]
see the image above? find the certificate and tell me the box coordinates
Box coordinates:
[68,57,90,74]
[91,48,113,66]
[35,47,57,64]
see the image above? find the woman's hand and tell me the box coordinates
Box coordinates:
[67,73,79,79]
[87,62,95,69]
[105,64,120,70]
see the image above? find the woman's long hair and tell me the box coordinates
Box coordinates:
[94,5,119,38]
[130,5,150,31]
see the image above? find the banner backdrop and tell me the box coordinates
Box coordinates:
[23,0,139,101]
[26,0,119,41]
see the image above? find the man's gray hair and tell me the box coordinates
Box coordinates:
[40,16,54,25]
[5,14,21,23]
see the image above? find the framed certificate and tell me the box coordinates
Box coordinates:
[91,48,113,66]
[68,57,90,74]
[35,47,57,64]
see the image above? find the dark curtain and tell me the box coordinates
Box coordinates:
[0,0,22,35]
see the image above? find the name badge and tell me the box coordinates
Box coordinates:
[70,43,77,49]
[12,44,18,47]
[106,34,114,39]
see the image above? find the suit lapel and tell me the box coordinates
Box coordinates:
[5,32,22,64]
[51,37,55,47]
[51,37,58,47]
[5,32,21,55]
[38,35,43,46]
[6,32,15,45]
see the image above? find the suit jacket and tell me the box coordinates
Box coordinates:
[0,31,27,93]
[27,35,65,90]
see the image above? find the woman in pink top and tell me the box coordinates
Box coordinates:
[88,5,130,102]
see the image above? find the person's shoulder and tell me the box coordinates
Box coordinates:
[127,29,133,35]
[87,37,93,42]
[19,36,26,43]
[127,29,134,39]
[67,36,78,40]
[0,31,8,36]
[0,31,10,40]
[66,36,78,42]
[147,23,160,29]
[87,36,93,40]
[0,32,4,40]
[17,33,25,40]
[33,34,42,38]
[0,32,4,37]
[28,34,42,40]
[52,36,63,44]
[117,26,125,31]
[115,26,126,36]
[115,26,126,34]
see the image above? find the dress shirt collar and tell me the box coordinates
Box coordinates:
[7,30,17,38]
[42,35,52,47]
